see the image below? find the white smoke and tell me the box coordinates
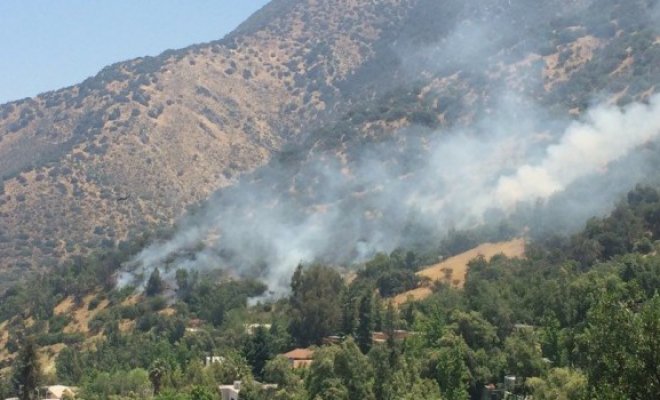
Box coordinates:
[493,96,660,208]
[120,0,660,294]
[122,92,660,294]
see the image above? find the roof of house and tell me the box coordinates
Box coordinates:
[282,348,315,360]
[45,385,76,398]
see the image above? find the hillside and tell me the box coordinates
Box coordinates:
[0,0,413,283]
[1,185,660,400]
[0,0,659,286]
[2,1,660,398]
[393,238,526,305]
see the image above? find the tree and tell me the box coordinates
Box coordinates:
[289,264,345,346]
[243,326,275,379]
[383,356,442,400]
[334,339,376,400]
[146,268,165,296]
[55,346,83,384]
[306,339,375,400]
[383,301,398,352]
[504,329,546,381]
[357,293,374,354]
[528,368,588,400]
[306,346,347,400]
[581,294,660,399]
[149,359,169,395]
[11,338,41,400]
[190,386,215,400]
[432,333,470,400]
[264,356,300,389]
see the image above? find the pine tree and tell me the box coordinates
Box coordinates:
[145,268,165,296]
[11,338,41,400]
[149,359,168,395]
[357,294,374,354]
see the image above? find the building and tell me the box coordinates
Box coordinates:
[42,385,77,399]
[321,335,342,345]
[219,381,241,400]
[281,347,315,368]
[244,323,272,335]
[218,381,277,400]
[205,355,225,366]
[372,329,413,344]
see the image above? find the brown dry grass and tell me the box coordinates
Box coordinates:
[393,238,526,306]
[54,294,110,334]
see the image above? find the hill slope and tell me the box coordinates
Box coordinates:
[0,0,413,282]
[1,0,659,287]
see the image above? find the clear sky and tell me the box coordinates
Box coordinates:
[0,1,271,104]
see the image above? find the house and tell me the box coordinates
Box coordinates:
[219,381,241,400]
[205,355,225,366]
[218,381,277,400]
[372,329,414,344]
[186,319,205,333]
[42,385,77,399]
[244,323,272,335]
[321,335,342,345]
[281,347,315,368]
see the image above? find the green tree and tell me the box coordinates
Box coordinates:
[190,385,215,400]
[432,333,470,400]
[207,351,252,384]
[149,359,169,396]
[243,326,275,379]
[504,329,546,381]
[11,338,41,400]
[334,338,376,400]
[528,368,588,400]
[146,268,165,297]
[384,356,442,400]
[383,301,397,351]
[581,294,660,399]
[289,264,345,346]
[55,346,83,384]
[306,339,375,400]
[264,356,299,390]
[357,293,374,354]
[306,346,347,400]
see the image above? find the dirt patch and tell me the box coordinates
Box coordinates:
[393,287,433,305]
[39,343,65,375]
[54,296,75,315]
[544,35,602,90]
[158,307,176,317]
[59,294,110,334]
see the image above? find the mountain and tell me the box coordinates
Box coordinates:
[1,2,660,398]
[1,0,659,288]
[0,0,411,284]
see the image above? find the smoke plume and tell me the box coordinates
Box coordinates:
[120,92,660,293]
[119,0,660,294]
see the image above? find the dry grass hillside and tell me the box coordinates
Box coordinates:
[393,238,526,305]
[0,0,414,283]
[0,291,144,376]
[0,0,658,287]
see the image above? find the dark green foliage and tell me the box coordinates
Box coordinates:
[146,268,165,297]
[289,264,345,346]
[356,294,374,354]
[243,327,276,379]
[11,339,41,400]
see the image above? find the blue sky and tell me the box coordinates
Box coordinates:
[0,1,270,104]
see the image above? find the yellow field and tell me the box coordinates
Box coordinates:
[394,238,526,305]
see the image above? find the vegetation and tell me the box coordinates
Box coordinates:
[0,185,658,399]
[0,0,659,399]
